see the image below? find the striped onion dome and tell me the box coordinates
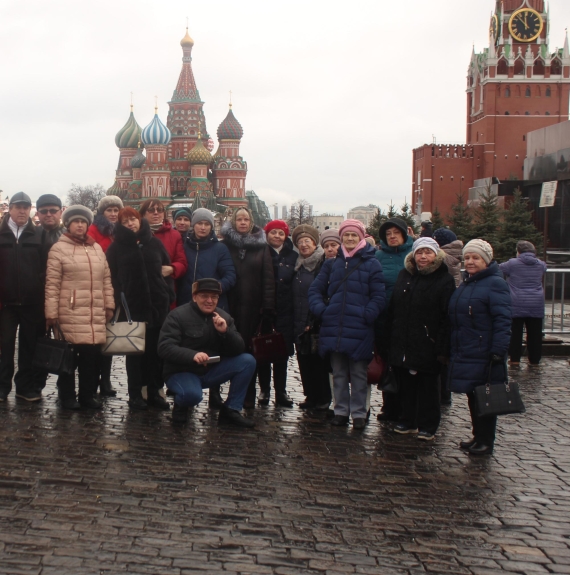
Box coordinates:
[217,108,243,140]
[107,180,122,195]
[115,110,142,149]
[130,146,146,168]
[187,138,213,165]
[141,112,172,146]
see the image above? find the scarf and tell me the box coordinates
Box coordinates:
[341,238,367,259]
[295,245,324,271]
[150,223,162,233]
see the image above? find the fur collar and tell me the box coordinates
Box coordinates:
[93,214,115,237]
[295,245,324,271]
[114,218,152,247]
[221,221,267,250]
[404,250,445,275]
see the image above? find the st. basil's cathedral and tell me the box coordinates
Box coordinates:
[107,28,269,224]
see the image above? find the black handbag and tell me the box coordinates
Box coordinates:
[377,365,399,394]
[32,324,74,376]
[474,363,526,418]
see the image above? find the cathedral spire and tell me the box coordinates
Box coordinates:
[171,27,200,102]
[563,28,569,59]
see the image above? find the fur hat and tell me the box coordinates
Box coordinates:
[264,219,290,237]
[292,224,319,247]
[463,239,493,264]
[379,217,408,244]
[320,228,341,247]
[36,194,62,209]
[97,195,124,213]
[433,228,457,247]
[192,278,222,295]
[173,207,193,222]
[412,237,440,256]
[191,208,214,228]
[63,205,93,227]
[339,219,366,241]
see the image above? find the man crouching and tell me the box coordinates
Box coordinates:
[158,278,256,427]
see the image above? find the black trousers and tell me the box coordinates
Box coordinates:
[467,391,497,446]
[125,327,163,400]
[295,351,331,405]
[97,354,113,389]
[257,360,288,394]
[0,304,46,395]
[395,367,441,434]
[57,344,100,403]
[509,317,543,364]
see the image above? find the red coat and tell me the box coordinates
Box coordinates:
[87,223,113,253]
[153,221,188,280]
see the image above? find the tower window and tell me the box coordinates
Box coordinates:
[546,87,551,97]
[505,111,510,115]
[525,87,531,97]
[546,111,550,115]
[525,111,529,115]
[505,87,510,97]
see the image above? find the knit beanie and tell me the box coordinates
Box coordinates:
[98,195,124,213]
[379,217,408,244]
[62,205,94,227]
[173,207,193,222]
[412,237,439,256]
[463,239,493,264]
[339,219,366,241]
[36,194,62,209]
[230,207,254,233]
[320,228,341,247]
[433,228,457,247]
[264,219,290,237]
[191,208,214,228]
[292,224,319,247]
[517,240,536,255]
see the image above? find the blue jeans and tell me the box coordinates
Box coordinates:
[165,354,256,411]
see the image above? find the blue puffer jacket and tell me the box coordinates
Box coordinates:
[375,235,414,302]
[309,243,385,362]
[499,253,547,318]
[177,230,236,310]
[448,262,512,394]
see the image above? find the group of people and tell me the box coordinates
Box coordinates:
[0,193,546,452]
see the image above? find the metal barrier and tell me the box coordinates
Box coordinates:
[544,268,570,334]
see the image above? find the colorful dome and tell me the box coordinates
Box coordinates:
[130,146,146,168]
[217,108,243,140]
[141,112,172,146]
[107,180,122,195]
[115,110,142,149]
[180,28,194,48]
[187,138,213,165]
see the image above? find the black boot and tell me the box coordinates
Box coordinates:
[258,390,270,406]
[172,403,189,425]
[208,385,224,409]
[218,405,255,428]
[99,377,117,397]
[275,392,293,407]
[147,393,170,411]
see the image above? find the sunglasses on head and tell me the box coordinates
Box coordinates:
[147,207,164,214]
[38,208,60,215]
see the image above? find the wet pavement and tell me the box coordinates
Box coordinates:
[0,357,569,575]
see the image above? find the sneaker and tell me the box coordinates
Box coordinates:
[218,406,255,428]
[393,424,418,435]
[147,394,170,411]
[417,431,435,441]
[15,391,42,402]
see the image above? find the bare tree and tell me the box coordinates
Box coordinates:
[66,184,106,212]
[287,199,313,230]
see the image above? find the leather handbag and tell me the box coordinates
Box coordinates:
[474,363,526,418]
[251,324,289,364]
[32,324,75,375]
[101,293,146,356]
[367,349,385,385]
[377,365,399,394]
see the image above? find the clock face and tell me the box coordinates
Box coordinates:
[490,14,499,41]
[508,8,543,42]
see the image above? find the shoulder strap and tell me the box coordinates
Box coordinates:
[111,292,134,324]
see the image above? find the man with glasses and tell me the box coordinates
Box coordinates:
[36,194,64,247]
[158,278,256,427]
[0,192,49,402]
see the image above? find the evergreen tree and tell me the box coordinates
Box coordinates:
[431,206,446,231]
[386,201,399,219]
[399,201,419,235]
[473,184,502,246]
[494,189,543,262]
[366,207,384,244]
[448,191,475,242]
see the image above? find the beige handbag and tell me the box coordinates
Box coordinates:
[101,293,146,356]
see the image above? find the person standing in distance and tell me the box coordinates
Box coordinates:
[36,194,64,248]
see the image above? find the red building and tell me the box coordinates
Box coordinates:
[412,0,570,219]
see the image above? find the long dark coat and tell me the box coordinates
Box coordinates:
[221,222,275,349]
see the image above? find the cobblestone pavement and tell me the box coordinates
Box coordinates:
[0,357,569,575]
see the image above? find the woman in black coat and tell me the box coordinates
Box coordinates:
[257,220,297,407]
[106,208,174,411]
[221,207,275,407]
[383,237,455,440]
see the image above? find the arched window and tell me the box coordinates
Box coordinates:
[525,87,531,97]
[546,86,551,97]
[497,58,508,75]
[525,111,530,115]
[551,58,562,75]
[514,59,525,75]
[505,87,511,97]
[546,111,550,115]
[533,59,545,76]
[505,111,510,115]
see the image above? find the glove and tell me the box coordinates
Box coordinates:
[490,354,504,366]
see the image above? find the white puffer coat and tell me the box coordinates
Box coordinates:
[45,234,114,345]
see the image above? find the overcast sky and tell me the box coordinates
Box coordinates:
[2,0,569,216]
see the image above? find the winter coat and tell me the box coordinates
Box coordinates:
[384,252,455,375]
[106,219,174,329]
[152,220,188,280]
[87,215,115,253]
[499,253,547,318]
[448,262,512,394]
[292,246,325,347]
[45,234,114,345]
[441,240,464,287]
[375,235,414,302]
[177,230,236,310]
[269,238,297,354]
[309,243,386,362]
[41,226,64,250]
[158,302,245,381]
[0,216,47,306]
[221,222,276,349]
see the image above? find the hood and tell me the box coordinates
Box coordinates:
[404,250,446,275]
[380,233,414,254]
[114,218,152,247]
[220,221,267,250]
[379,217,408,244]
[519,251,541,266]
[93,213,115,237]
[441,239,464,259]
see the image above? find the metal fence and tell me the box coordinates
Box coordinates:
[544,268,570,334]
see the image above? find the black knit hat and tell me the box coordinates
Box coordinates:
[192,278,222,295]
[379,217,408,244]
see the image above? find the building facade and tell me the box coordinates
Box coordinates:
[412,0,570,219]
[347,205,377,229]
[313,214,344,232]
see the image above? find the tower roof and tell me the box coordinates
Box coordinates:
[130,144,146,168]
[115,109,142,149]
[180,27,194,47]
[187,137,213,165]
[171,28,200,103]
[217,107,244,140]
[141,111,172,146]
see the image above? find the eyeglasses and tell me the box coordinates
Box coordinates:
[297,238,315,246]
[38,208,60,215]
[147,207,164,214]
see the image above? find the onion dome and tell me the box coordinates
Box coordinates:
[187,138,213,165]
[180,27,194,48]
[130,145,146,168]
[107,180,122,195]
[141,111,172,146]
[115,110,142,149]
[217,107,243,140]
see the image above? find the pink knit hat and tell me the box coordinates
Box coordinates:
[339,219,366,241]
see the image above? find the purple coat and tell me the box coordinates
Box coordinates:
[499,253,547,318]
